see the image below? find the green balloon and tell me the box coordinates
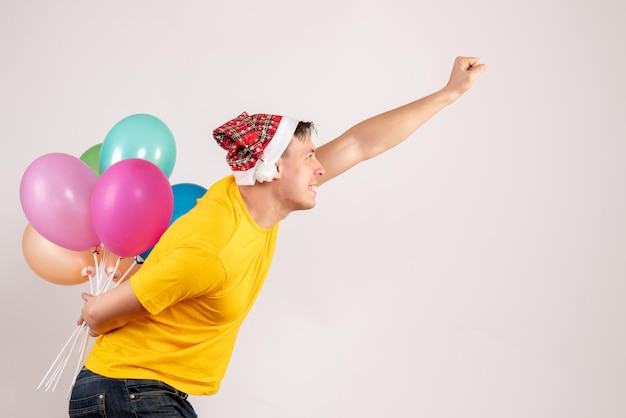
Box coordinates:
[80,143,102,176]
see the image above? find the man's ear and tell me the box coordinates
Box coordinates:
[273,158,283,179]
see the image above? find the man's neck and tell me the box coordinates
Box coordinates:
[238,184,287,229]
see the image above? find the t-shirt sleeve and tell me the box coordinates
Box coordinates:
[130,244,226,315]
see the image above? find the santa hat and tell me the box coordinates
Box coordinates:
[213,112,299,185]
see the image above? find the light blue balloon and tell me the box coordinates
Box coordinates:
[100,114,177,177]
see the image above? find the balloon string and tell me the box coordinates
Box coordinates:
[37,323,88,393]
[97,247,109,292]
[50,324,87,393]
[113,259,138,288]
[66,327,91,399]
[90,249,98,292]
[97,254,120,294]
[37,325,83,390]
[39,245,142,395]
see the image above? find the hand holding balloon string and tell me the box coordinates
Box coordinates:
[36,245,138,397]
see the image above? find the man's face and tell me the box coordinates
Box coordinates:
[275,135,325,212]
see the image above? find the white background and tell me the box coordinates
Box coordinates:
[2,1,625,417]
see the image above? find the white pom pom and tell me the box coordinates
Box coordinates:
[254,160,278,183]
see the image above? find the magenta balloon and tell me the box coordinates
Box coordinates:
[20,153,100,251]
[91,158,174,258]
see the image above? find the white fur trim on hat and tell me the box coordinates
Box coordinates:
[233,116,299,186]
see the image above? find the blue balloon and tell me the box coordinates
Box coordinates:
[138,182,207,262]
[100,114,177,177]
[171,183,208,222]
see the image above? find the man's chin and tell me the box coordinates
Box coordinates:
[293,200,316,212]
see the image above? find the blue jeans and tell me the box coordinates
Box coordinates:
[69,368,198,417]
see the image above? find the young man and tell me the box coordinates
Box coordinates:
[71,56,486,417]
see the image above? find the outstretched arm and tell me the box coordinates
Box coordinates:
[315,56,486,186]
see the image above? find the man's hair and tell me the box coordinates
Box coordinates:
[294,121,315,140]
[281,121,315,158]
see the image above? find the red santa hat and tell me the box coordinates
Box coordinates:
[213,112,299,185]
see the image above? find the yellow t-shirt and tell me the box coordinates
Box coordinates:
[85,175,279,395]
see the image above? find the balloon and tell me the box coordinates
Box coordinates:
[20,153,100,251]
[91,158,174,258]
[171,183,207,222]
[99,114,176,177]
[22,224,141,286]
[22,223,93,285]
[138,182,207,261]
[80,143,102,176]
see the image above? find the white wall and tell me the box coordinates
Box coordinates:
[2,0,625,417]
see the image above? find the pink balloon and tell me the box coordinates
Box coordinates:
[20,153,100,251]
[91,158,173,258]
